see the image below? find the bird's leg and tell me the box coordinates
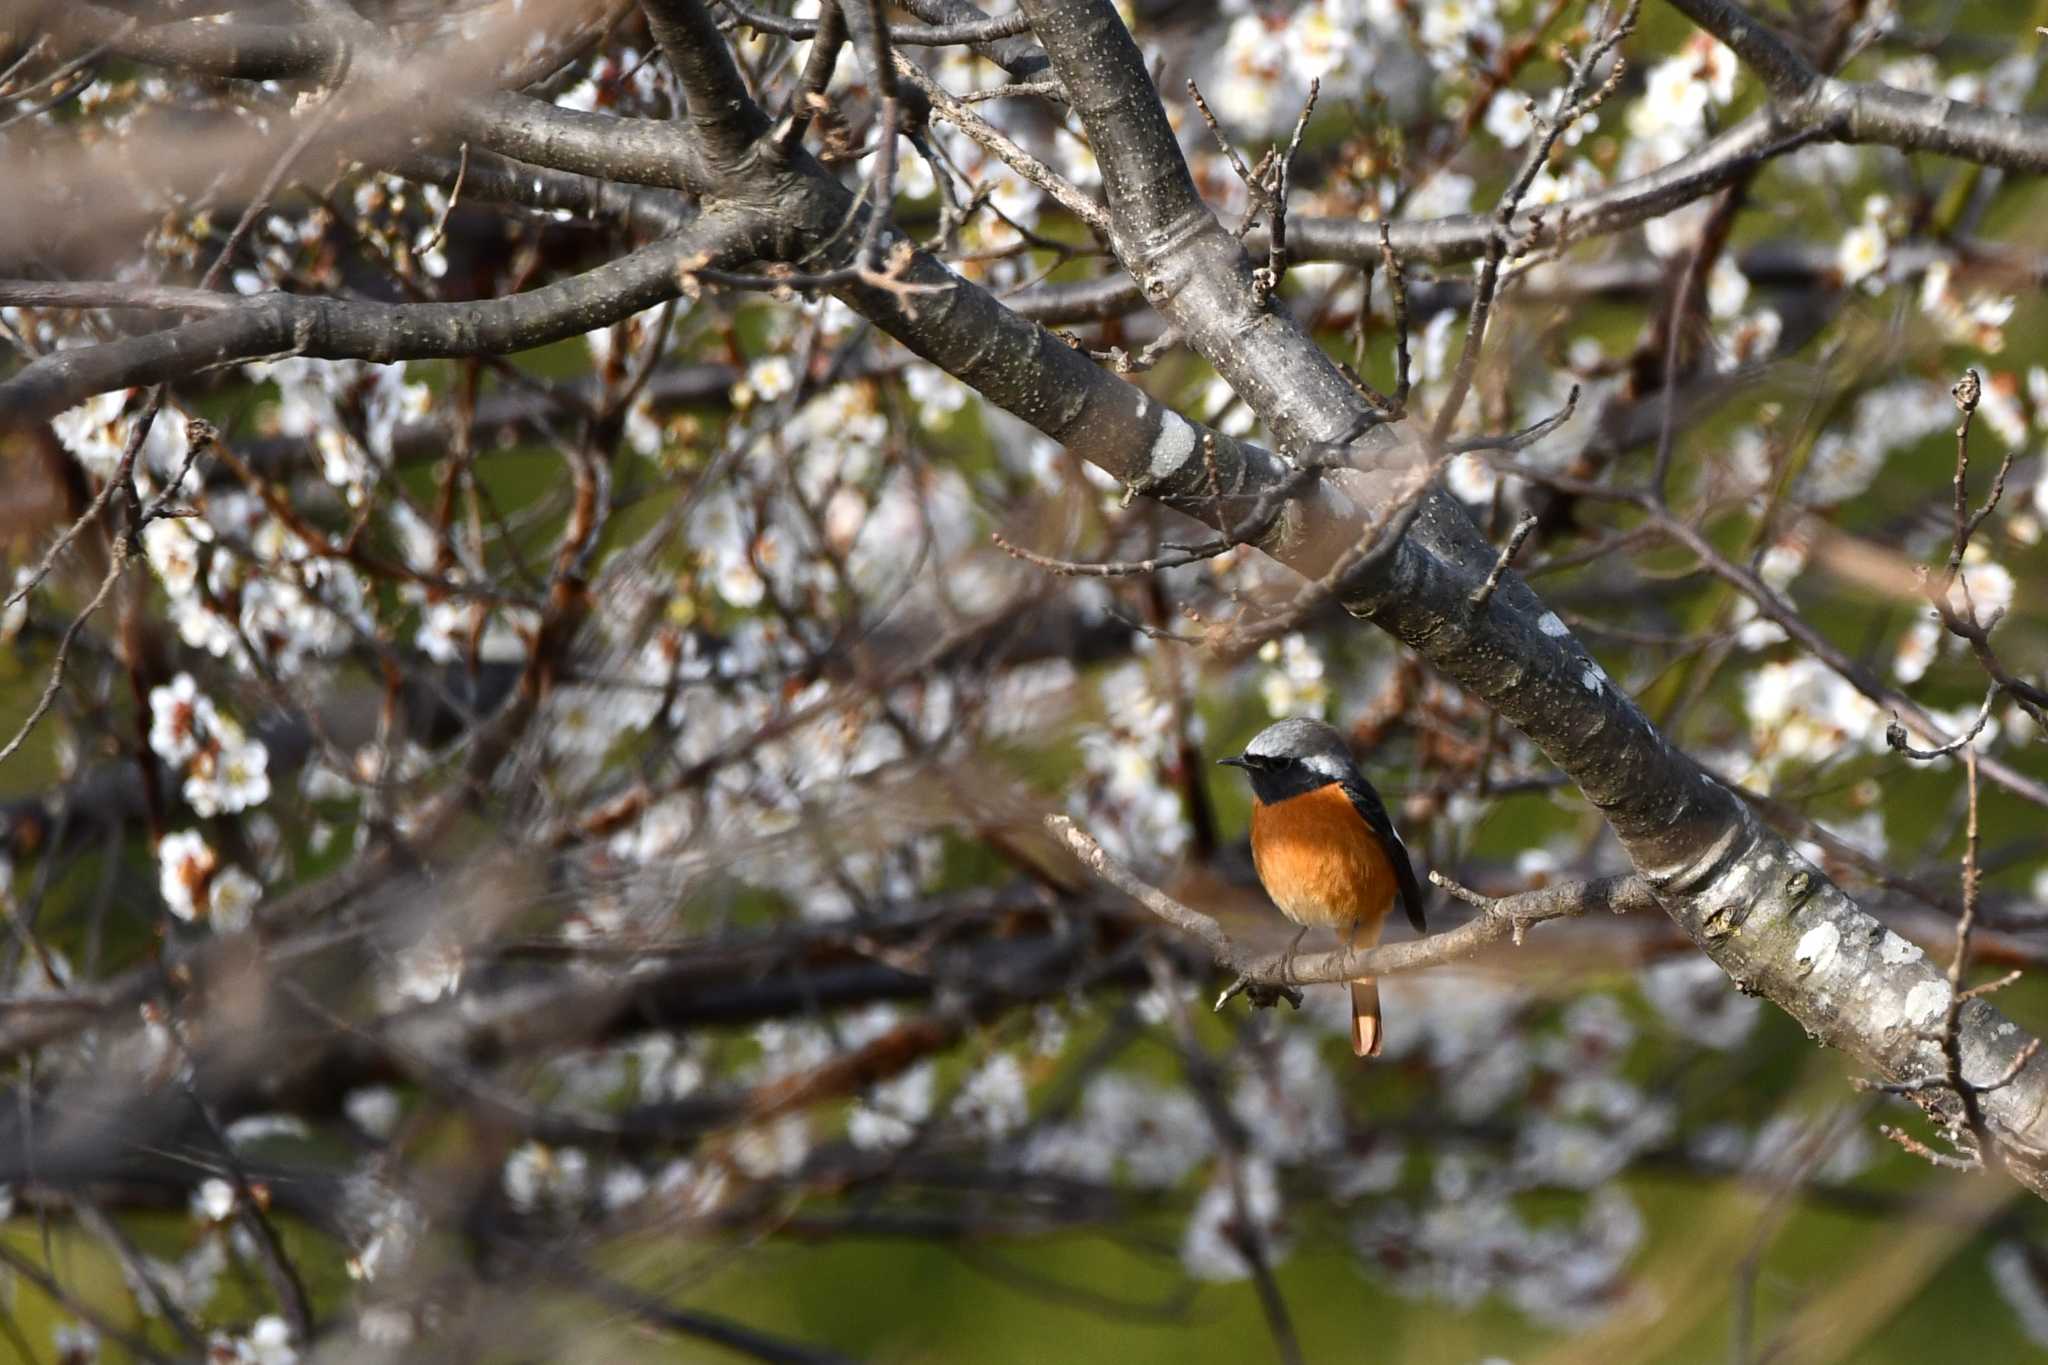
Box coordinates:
[1281,924,1310,982]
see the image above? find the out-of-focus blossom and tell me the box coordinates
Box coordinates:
[346,1087,403,1140]
[1991,1241,2048,1347]
[1836,198,1891,288]
[1023,1071,1212,1188]
[1484,90,1535,146]
[503,1142,590,1214]
[954,1053,1030,1139]
[1182,1158,1289,1281]
[1258,634,1329,717]
[1628,35,1737,141]
[54,1324,100,1365]
[206,866,262,933]
[1921,260,2016,352]
[1639,955,1761,1050]
[848,1062,936,1150]
[158,830,218,921]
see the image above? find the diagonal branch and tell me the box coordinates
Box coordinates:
[871,0,2048,1195]
[640,0,772,169]
[1664,0,2048,171]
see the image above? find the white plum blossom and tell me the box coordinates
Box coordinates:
[1639,955,1762,1050]
[1894,616,1942,683]
[731,1114,811,1179]
[193,1177,236,1222]
[148,672,215,766]
[1419,0,1500,69]
[1747,1113,1874,1184]
[1023,1071,1211,1188]
[1643,193,1718,259]
[848,1062,936,1150]
[183,722,270,817]
[247,358,428,505]
[142,517,208,596]
[1742,656,1888,777]
[1204,16,1296,138]
[1484,90,1535,147]
[1946,555,2015,623]
[1403,171,1476,221]
[227,1316,298,1365]
[1633,58,1709,139]
[1282,2,1374,98]
[1707,256,1750,319]
[732,355,797,408]
[503,1142,589,1214]
[953,1053,1029,1139]
[1182,1158,1289,1281]
[384,933,465,1006]
[1232,1033,1343,1164]
[50,390,132,478]
[53,1324,100,1364]
[346,1087,404,1140]
[1920,260,2017,352]
[1836,198,1891,288]
[206,865,263,933]
[904,361,970,427]
[602,1163,651,1212]
[1258,633,1329,717]
[1728,537,1805,649]
[1797,379,1952,507]
[415,600,537,665]
[158,830,218,920]
[1991,1240,2048,1348]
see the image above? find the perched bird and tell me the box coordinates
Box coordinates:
[1219,717,1426,1057]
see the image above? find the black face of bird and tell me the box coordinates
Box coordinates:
[1218,750,1330,804]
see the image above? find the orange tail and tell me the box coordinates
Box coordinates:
[1348,919,1384,1059]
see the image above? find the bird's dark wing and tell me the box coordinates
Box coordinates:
[1340,778,1426,933]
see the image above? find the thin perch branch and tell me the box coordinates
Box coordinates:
[1045,815,1656,993]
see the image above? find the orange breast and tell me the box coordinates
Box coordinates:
[1250,784,1397,930]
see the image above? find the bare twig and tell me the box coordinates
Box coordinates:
[1430,2,1638,447]
[1257,78,1318,304]
[1887,684,1999,762]
[1945,746,1998,1167]
[1470,512,1539,610]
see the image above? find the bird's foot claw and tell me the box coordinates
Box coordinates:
[1214,974,1304,1012]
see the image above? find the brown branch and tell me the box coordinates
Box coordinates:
[1045,815,1655,995]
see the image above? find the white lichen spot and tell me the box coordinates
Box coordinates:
[1147,411,1197,481]
[1999,1020,2019,1038]
[1537,612,1567,637]
[1902,980,1951,1029]
[1794,923,1840,977]
[1581,667,1602,693]
[1877,932,1923,967]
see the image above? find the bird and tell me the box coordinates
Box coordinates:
[1218,717,1426,1058]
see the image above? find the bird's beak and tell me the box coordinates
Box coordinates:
[1217,755,1248,768]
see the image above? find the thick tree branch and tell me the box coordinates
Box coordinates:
[0,220,758,422]
[891,0,2048,1194]
[641,0,773,169]
[1666,0,2048,171]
